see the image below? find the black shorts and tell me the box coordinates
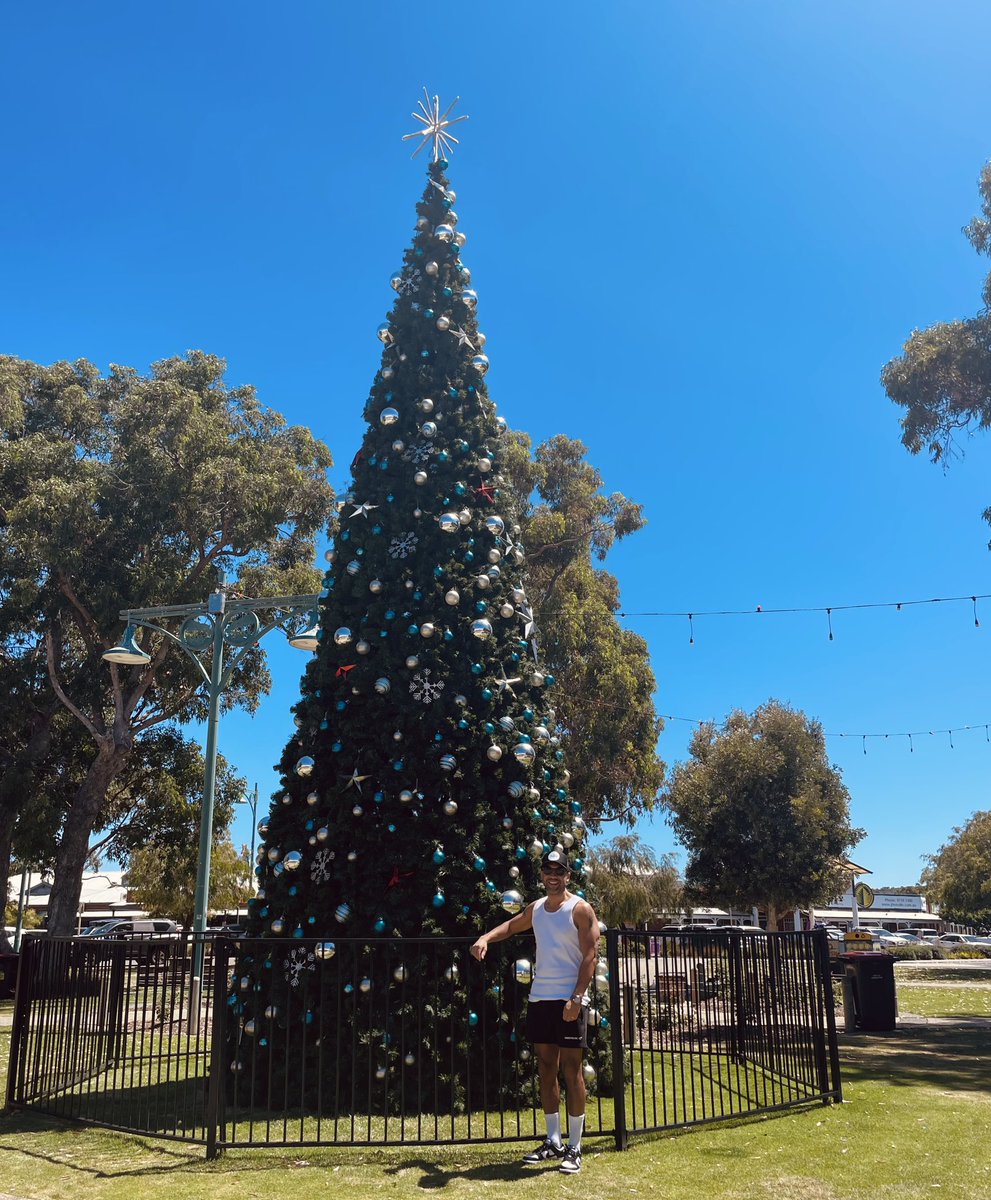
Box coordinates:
[525,999,588,1049]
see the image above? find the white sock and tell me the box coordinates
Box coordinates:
[568,1113,584,1149]
[544,1111,562,1146]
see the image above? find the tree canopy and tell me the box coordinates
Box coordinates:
[665,701,864,922]
[922,809,991,930]
[0,352,335,935]
[882,161,991,475]
[504,432,664,823]
[585,834,682,929]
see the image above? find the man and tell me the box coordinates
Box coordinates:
[470,849,600,1174]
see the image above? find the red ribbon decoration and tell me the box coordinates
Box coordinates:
[473,481,496,504]
[351,448,364,471]
[336,663,356,678]
[386,866,416,890]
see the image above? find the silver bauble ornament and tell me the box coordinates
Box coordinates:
[374,677,391,694]
[498,716,516,732]
[417,397,435,413]
[500,890,523,914]
[454,693,467,705]
[471,354,490,375]
[264,1004,279,1018]
[420,623,435,638]
[476,331,486,347]
[346,559,360,575]
[508,781,526,799]
[434,223,454,242]
[405,654,420,668]
[529,838,544,857]
[334,903,351,924]
[416,216,429,230]
[509,865,520,878]
[582,1063,596,1084]
[425,260,439,275]
[512,586,526,604]
[359,977,372,993]
[477,457,492,473]
[533,725,550,744]
[392,438,405,452]
[470,618,493,640]
[270,918,285,935]
[463,288,478,308]
[382,366,394,380]
[475,573,491,590]
[512,742,536,766]
[369,579,384,594]
[315,941,336,960]
[284,851,302,872]
[439,754,457,772]
[454,230,467,247]
[352,804,363,816]
[458,509,471,525]
[243,1018,257,1037]
[486,744,503,762]
[561,832,574,849]
[375,1065,387,1080]
[443,798,458,815]
[347,850,357,862]
[421,421,437,438]
[356,640,370,655]
[502,815,514,829]
[414,470,428,486]
[393,964,408,982]
[404,1052,416,1066]
[390,272,403,291]
[514,959,533,985]
[436,315,450,331]
[399,789,414,803]
[333,627,353,645]
[500,603,515,618]
[376,323,393,344]
[324,548,336,562]
[445,589,460,605]
[295,756,315,777]
[305,793,318,807]
[487,548,502,564]
[495,415,507,433]
[317,826,329,842]
[439,512,461,534]
[267,847,281,862]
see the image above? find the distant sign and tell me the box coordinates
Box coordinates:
[854,882,875,909]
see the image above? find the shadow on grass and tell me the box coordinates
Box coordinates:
[839,1022,990,1091]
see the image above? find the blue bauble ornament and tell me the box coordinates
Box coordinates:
[432,891,446,908]
[374,917,387,934]
[464,551,474,562]
[470,662,483,675]
[433,847,446,864]
[473,856,486,872]
[468,1012,479,1027]
[433,566,444,578]
[481,687,493,701]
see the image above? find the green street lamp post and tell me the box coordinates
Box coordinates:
[238,782,260,890]
[102,572,320,1004]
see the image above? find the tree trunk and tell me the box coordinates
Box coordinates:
[46,742,131,936]
[0,820,13,952]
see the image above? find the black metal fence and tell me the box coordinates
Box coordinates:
[5,928,840,1156]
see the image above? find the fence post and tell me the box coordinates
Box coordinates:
[205,937,229,1160]
[813,930,843,1102]
[4,936,36,1110]
[605,930,628,1150]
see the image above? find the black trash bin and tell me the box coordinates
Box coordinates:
[843,952,897,1031]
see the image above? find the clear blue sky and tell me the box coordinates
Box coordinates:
[3,3,990,888]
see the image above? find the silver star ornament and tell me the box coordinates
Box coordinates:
[402,90,469,161]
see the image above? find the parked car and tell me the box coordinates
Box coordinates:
[77,918,180,944]
[870,929,910,946]
[936,932,979,950]
[892,932,927,946]
[903,928,941,940]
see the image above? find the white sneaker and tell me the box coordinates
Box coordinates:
[560,1145,582,1173]
[522,1138,565,1164]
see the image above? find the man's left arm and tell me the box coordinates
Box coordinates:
[562,901,600,1020]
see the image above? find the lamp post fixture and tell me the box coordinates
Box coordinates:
[237,782,260,890]
[102,571,320,1001]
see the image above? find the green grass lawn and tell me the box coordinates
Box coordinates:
[897,984,991,1018]
[3,1017,991,1200]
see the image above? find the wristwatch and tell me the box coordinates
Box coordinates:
[569,993,583,1004]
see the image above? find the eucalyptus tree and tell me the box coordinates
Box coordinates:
[0,352,334,934]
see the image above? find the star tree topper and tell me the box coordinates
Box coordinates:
[402,89,468,161]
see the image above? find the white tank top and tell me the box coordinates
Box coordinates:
[530,895,584,1002]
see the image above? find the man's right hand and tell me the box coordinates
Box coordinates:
[470,937,488,961]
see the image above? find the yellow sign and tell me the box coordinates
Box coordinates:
[854,882,875,909]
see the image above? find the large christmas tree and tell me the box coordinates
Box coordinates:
[230,97,595,1112]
